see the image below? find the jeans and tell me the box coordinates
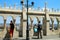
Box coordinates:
[37,30,42,39]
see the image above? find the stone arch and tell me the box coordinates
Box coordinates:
[56,17,60,30]
[33,17,38,25]
[0,16,4,24]
[54,18,58,30]
[28,17,31,25]
[36,17,43,24]
[15,16,20,23]
[0,15,4,20]
[50,17,57,31]
[55,18,58,30]
[6,16,13,27]
[54,18,57,24]
[0,16,4,29]
[49,18,52,30]
[15,16,21,31]
[40,17,43,24]
[36,17,40,22]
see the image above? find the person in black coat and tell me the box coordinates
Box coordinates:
[37,21,42,39]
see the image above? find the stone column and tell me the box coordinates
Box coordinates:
[23,19,27,38]
[43,17,48,36]
[13,19,16,30]
[56,18,60,37]
[20,7,27,38]
[2,19,6,38]
[19,16,23,37]
[57,21,59,30]
[46,19,50,35]
[4,19,6,30]
[43,17,50,36]
[30,17,33,38]
[36,17,40,22]
[52,21,54,31]
[43,18,46,35]
[56,18,60,30]
[44,13,50,35]
[23,9,27,38]
[44,2,50,36]
[13,19,16,26]
[58,21,60,37]
[58,21,60,30]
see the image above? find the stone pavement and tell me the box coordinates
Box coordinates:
[12,35,60,40]
[0,35,60,40]
[0,29,60,40]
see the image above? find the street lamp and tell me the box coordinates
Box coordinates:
[20,0,34,40]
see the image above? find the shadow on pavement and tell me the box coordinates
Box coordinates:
[13,38,26,40]
[32,36,43,39]
[32,37,39,39]
[3,31,10,40]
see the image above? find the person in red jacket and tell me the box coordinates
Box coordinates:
[9,20,14,40]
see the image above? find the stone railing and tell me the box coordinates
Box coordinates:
[0,3,60,12]
[28,7,60,12]
[0,3,20,10]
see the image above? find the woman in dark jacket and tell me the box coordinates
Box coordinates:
[37,21,42,39]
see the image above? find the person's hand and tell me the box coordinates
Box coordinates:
[10,33,12,37]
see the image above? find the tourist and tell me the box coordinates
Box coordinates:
[37,21,42,39]
[9,20,14,40]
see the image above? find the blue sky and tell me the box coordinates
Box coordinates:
[0,0,60,24]
[0,0,60,8]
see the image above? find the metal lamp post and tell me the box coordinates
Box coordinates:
[21,0,34,40]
